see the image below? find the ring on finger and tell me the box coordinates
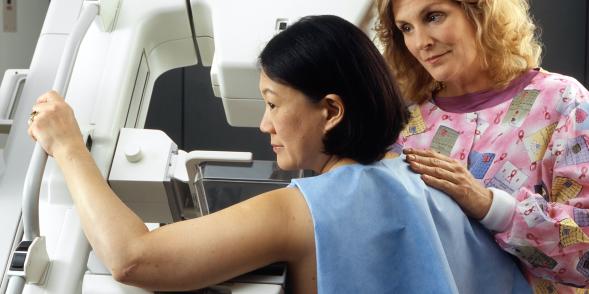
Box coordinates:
[28,110,39,125]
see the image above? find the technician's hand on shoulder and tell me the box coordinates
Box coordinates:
[404,148,493,220]
[27,90,85,158]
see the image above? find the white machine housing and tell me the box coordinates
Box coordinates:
[197,0,375,127]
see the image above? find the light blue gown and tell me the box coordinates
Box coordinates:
[290,157,531,294]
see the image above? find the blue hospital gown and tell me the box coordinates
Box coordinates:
[290,157,531,293]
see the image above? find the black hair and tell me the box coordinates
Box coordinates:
[259,15,409,164]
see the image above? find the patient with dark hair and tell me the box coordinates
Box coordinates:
[28,15,530,293]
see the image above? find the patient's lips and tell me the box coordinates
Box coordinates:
[271,144,284,153]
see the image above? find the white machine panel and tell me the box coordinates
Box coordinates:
[192,0,374,127]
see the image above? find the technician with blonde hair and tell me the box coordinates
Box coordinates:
[376,0,589,292]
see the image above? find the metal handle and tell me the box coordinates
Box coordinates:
[0,69,28,120]
[22,2,99,242]
[0,70,28,135]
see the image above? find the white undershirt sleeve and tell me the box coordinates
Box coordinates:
[480,187,517,232]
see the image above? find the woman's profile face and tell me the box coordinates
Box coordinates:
[258,71,329,172]
[392,0,485,87]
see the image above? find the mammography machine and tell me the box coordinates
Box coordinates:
[0,0,373,293]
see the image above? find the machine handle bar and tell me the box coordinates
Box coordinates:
[22,2,99,243]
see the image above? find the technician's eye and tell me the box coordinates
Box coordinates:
[398,24,412,33]
[426,12,445,23]
[267,102,276,109]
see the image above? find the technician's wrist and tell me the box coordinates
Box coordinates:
[472,188,493,220]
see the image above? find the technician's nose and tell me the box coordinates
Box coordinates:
[415,28,434,51]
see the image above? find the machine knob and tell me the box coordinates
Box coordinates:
[124,144,142,163]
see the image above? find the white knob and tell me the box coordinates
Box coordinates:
[124,144,142,163]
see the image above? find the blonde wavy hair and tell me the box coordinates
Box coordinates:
[375,0,542,103]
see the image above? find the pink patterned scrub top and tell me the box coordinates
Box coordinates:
[395,69,589,293]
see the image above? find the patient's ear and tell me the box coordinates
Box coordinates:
[321,94,344,133]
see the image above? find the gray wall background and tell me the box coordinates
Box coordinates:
[145,2,589,159]
[530,1,588,87]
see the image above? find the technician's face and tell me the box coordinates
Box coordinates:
[258,71,328,172]
[392,0,484,85]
